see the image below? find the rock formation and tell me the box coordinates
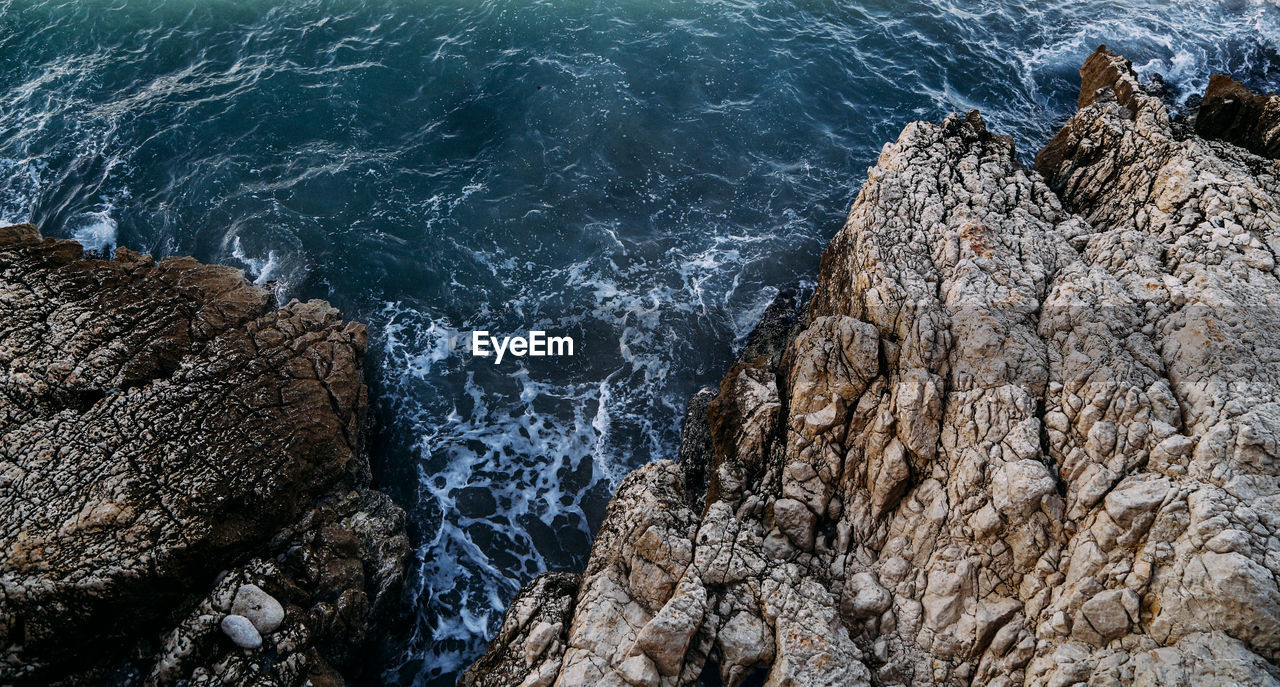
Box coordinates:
[1195,73,1280,159]
[0,224,410,686]
[464,47,1280,686]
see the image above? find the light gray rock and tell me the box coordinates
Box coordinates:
[992,459,1057,518]
[219,615,262,650]
[1075,589,1135,644]
[844,572,892,620]
[771,498,817,550]
[1132,632,1280,687]
[230,584,285,634]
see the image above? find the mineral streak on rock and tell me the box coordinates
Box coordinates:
[467,48,1280,687]
[0,224,410,686]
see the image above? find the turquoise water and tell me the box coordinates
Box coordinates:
[1,0,1277,683]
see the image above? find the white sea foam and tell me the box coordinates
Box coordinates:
[230,236,282,285]
[67,210,118,256]
[0,158,44,225]
[377,215,800,681]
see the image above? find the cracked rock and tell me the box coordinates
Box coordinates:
[467,47,1280,687]
[0,225,410,686]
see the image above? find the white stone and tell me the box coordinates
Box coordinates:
[230,584,285,634]
[220,614,262,650]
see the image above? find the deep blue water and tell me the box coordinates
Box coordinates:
[1,0,1277,683]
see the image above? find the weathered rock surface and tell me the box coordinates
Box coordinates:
[460,573,581,687]
[467,47,1280,687]
[0,224,410,685]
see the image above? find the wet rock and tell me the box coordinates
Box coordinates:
[0,226,410,686]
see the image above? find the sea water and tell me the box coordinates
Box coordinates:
[0,0,1277,683]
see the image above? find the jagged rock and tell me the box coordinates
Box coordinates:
[676,386,718,512]
[460,572,580,687]
[843,572,892,621]
[1031,47,1280,682]
[0,225,410,686]
[1132,632,1280,686]
[466,47,1280,687]
[149,487,410,686]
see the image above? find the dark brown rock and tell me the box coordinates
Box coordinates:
[0,225,409,686]
[1195,73,1280,158]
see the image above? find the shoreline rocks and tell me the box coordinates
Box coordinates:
[465,47,1280,687]
[0,225,410,686]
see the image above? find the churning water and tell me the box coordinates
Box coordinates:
[1,0,1277,683]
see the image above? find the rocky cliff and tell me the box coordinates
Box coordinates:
[0,224,410,686]
[463,47,1280,687]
